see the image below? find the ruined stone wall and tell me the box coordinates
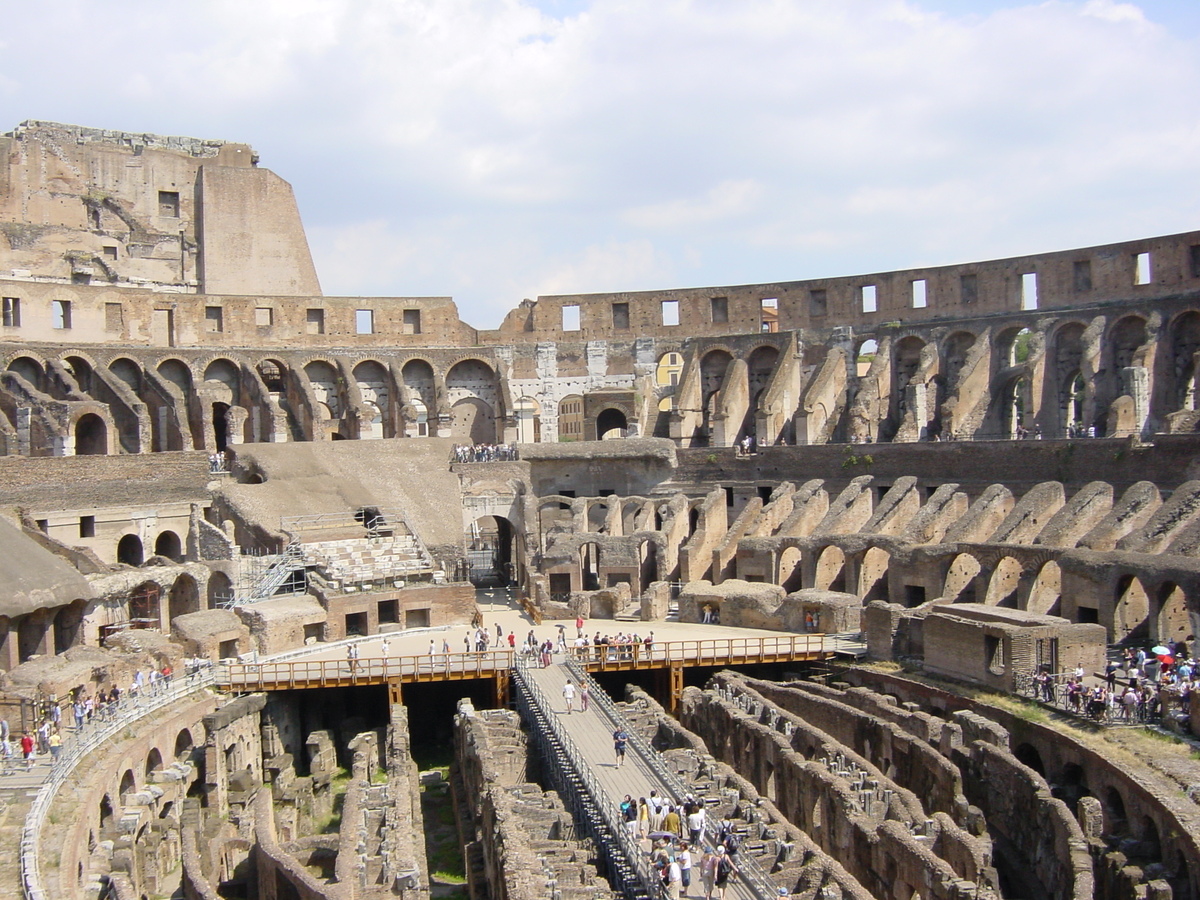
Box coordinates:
[453,699,611,900]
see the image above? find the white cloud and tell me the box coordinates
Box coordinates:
[0,0,1197,326]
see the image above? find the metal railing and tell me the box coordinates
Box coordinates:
[568,634,825,669]
[21,668,218,900]
[564,659,781,900]
[1015,669,1165,725]
[219,650,516,691]
[512,665,656,899]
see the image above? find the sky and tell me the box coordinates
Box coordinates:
[1,0,1197,329]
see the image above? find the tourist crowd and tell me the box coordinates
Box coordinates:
[452,443,519,463]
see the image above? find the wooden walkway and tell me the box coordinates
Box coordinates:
[217,634,827,707]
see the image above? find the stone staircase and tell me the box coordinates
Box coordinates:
[302,533,436,588]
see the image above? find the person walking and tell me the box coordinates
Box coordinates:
[699,847,718,900]
[20,732,34,771]
[613,727,629,767]
[579,683,590,711]
[713,846,737,900]
[562,680,576,714]
[48,729,62,764]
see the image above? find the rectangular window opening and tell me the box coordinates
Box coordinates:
[960,274,978,305]
[105,302,123,333]
[911,279,927,309]
[725,486,735,506]
[306,308,325,334]
[3,297,20,328]
[204,306,224,333]
[1134,251,1152,286]
[612,302,629,329]
[52,300,71,329]
[760,297,778,332]
[861,285,877,313]
[79,515,95,538]
[402,308,421,334]
[158,190,180,217]
[1020,273,1038,310]
[562,304,580,331]
[255,307,274,328]
[377,598,399,625]
[1073,260,1092,292]
[102,246,117,260]
[710,296,728,324]
[355,309,374,335]
[810,289,828,317]
[661,300,679,326]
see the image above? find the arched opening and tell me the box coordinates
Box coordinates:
[859,547,891,603]
[119,769,136,800]
[580,542,600,592]
[466,515,513,585]
[304,360,343,439]
[1167,311,1200,412]
[154,531,182,562]
[941,331,976,391]
[1115,575,1150,642]
[814,546,846,592]
[1110,316,1147,370]
[74,413,108,456]
[158,359,192,392]
[1027,561,1061,615]
[99,795,114,831]
[1014,743,1045,777]
[698,350,734,443]
[1156,581,1191,644]
[985,557,1023,608]
[212,402,230,451]
[1001,327,1034,368]
[855,339,878,377]
[117,534,144,566]
[145,748,163,780]
[110,358,142,393]
[1140,817,1162,863]
[779,547,803,593]
[446,358,500,442]
[207,571,232,608]
[596,407,628,440]
[1103,786,1128,838]
[1001,375,1030,439]
[401,359,436,437]
[638,539,658,594]
[174,729,194,760]
[8,356,45,390]
[353,360,391,440]
[257,359,286,394]
[129,582,161,623]
[168,574,199,620]
[943,553,982,603]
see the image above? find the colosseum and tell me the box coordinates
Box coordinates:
[0,119,1197,900]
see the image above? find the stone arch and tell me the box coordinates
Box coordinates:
[1050,322,1088,436]
[400,358,436,436]
[154,531,182,562]
[941,330,976,390]
[596,407,628,440]
[1155,581,1191,644]
[655,351,684,389]
[1027,561,1061,615]
[859,547,891,603]
[304,360,344,439]
[997,326,1034,369]
[985,556,1022,607]
[157,358,192,392]
[699,349,734,443]
[638,538,658,593]
[1109,315,1148,370]
[1140,816,1162,862]
[779,547,803,592]
[446,358,500,423]
[257,358,287,393]
[466,515,512,584]
[174,729,195,759]
[890,336,927,435]
[119,768,136,799]
[855,339,879,377]
[207,570,232,608]
[109,357,142,393]
[579,541,600,592]
[943,553,982,603]
[99,794,114,831]
[353,359,391,439]
[203,359,240,398]
[168,574,199,620]
[1103,786,1128,837]
[1115,574,1151,642]
[117,534,144,566]
[63,355,94,393]
[814,545,846,592]
[1166,310,1200,412]
[129,582,161,622]
[8,355,45,390]
[74,413,108,456]
[145,747,163,779]
[1014,742,1045,776]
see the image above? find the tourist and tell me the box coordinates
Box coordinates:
[579,683,590,712]
[620,794,638,836]
[713,846,737,899]
[613,727,629,767]
[678,842,693,895]
[562,680,575,714]
[48,729,62,764]
[664,853,683,899]
[638,797,650,837]
[576,614,584,638]
[663,804,682,838]
[699,847,718,900]
[20,731,34,771]
[687,802,706,845]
